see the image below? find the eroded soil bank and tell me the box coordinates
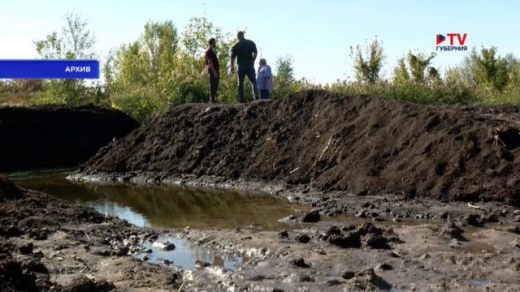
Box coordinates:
[0,104,139,172]
[2,177,520,291]
[78,90,520,206]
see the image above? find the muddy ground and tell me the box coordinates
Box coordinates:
[0,176,178,292]
[2,176,520,291]
[0,104,139,172]
[5,90,520,290]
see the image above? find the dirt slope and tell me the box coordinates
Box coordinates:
[0,104,139,172]
[81,90,520,205]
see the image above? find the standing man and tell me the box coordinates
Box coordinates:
[230,31,259,102]
[257,58,272,99]
[205,38,219,104]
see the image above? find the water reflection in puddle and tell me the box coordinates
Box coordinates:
[137,236,245,271]
[12,170,307,230]
[469,280,491,286]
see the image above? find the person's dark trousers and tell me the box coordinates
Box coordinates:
[208,69,219,102]
[260,89,270,99]
[238,66,258,102]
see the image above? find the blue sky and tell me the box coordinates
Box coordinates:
[1,0,519,84]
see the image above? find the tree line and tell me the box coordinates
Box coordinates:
[1,14,519,122]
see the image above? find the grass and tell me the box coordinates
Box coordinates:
[0,93,39,106]
[2,81,520,123]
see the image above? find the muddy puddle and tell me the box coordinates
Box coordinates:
[8,169,307,271]
[135,235,246,271]
[10,169,307,230]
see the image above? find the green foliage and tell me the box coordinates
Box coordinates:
[392,51,437,85]
[271,56,295,99]
[25,15,520,123]
[349,38,385,84]
[407,52,436,83]
[110,91,166,123]
[467,46,510,91]
[34,13,99,104]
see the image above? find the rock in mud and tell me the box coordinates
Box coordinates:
[342,271,356,280]
[279,230,289,238]
[67,275,116,292]
[18,242,33,255]
[325,225,341,236]
[291,257,310,268]
[355,210,368,218]
[463,213,482,226]
[364,234,389,249]
[152,241,176,251]
[357,222,383,236]
[112,246,129,256]
[327,278,341,286]
[295,234,311,244]
[166,271,183,289]
[195,260,211,268]
[351,268,392,290]
[5,225,21,237]
[302,210,321,223]
[441,221,463,238]
[0,177,24,201]
[328,232,361,248]
[376,263,393,271]
[507,226,520,234]
[21,259,49,274]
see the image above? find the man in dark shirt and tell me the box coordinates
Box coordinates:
[230,31,259,102]
[205,38,219,103]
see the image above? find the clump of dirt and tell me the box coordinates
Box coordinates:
[0,104,139,172]
[318,223,397,249]
[65,275,115,292]
[0,175,24,201]
[80,90,520,205]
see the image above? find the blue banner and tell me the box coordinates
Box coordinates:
[0,60,99,79]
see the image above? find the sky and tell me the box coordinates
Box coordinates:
[1,0,519,84]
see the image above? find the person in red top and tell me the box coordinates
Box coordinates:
[205,38,219,103]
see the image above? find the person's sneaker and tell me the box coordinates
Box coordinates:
[209,99,218,104]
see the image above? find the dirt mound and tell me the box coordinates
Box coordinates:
[80,90,520,205]
[0,104,139,172]
[0,176,24,201]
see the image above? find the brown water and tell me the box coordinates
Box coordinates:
[11,169,307,231]
[9,169,309,270]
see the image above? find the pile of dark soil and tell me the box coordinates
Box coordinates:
[80,90,520,205]
[0,104,139,172]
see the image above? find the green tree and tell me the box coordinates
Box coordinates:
[407,52,436,83]
[349,38,385,84]
[106,17,239,121]
[276,56,295,83]
[141,21,178,91]
[109,21,178,93]
[392,51,437,85]
[467,46,510,91]
[392,57,410,84]
[34,13,97,103]
[271,56,296,99]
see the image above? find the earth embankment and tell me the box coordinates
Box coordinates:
[80,90,520,205]
[0,104,139,172]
